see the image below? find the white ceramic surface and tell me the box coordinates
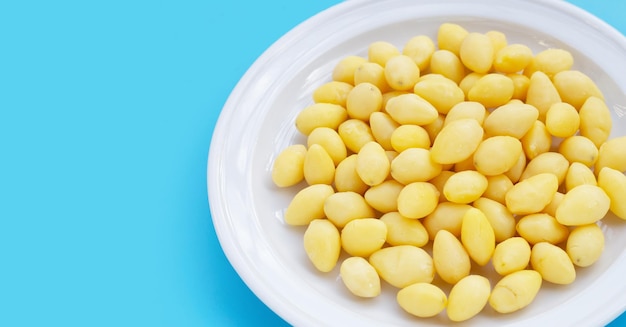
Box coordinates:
[208,0,626,326]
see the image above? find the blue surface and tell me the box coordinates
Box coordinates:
[0,0,625,326]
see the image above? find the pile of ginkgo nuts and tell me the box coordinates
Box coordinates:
[270,22,626,322]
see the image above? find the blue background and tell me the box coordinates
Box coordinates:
[1,0,625,326]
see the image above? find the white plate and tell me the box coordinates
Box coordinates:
[208,0,626,326]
